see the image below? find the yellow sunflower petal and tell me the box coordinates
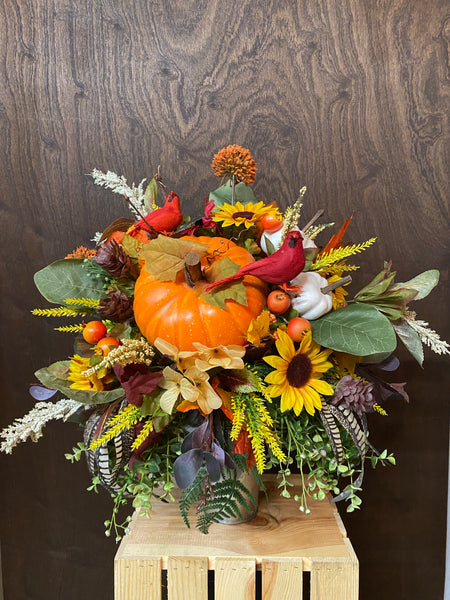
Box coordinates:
[275,328,295,361]
[264,355,288,371]
[309,378,334,396]
[265,370,287,385]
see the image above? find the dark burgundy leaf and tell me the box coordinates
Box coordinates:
[211,442,225,469]
[204,452,221,483]
[173,449,204,489]
[181,430,195,453]
[192,420,210,449]
[114,365,163,407]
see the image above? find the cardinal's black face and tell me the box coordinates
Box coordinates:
[288,231,303,247]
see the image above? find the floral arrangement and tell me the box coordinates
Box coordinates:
[2,145,448,539]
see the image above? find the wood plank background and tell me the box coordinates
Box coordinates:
[0,1,448,598]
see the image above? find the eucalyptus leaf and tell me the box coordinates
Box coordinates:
[394,269,440,301]
[311,304,397,356]
[392,320,424,366]
[34,259,107,305]
[209,182,256,207]
[35,361,125,405]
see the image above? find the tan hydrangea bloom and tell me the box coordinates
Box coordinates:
[192,343,245,371]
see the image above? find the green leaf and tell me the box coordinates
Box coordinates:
[218,368,259,393]
[121,234,145,259]
[202,257,248,309]
[394,269,440,301]
[311,304,397,355]
[393,320,424,366]
[354,268,396,301]
[264,237,276,256]
[303,247,319,271]
[35,361,125,405]
[34,259,107,305]
[209,182,256,207]
[139,235,208,282]
[143,178,158,212]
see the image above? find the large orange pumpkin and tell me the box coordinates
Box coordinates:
[133,236,267,351]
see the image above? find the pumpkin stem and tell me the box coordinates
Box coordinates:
[321,275,352,295]
[184,253,203,287]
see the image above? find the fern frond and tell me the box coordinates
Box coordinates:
[54,324,84,333]
[312,238,376,272]
[179,468,208,529]
[89,404,140,450]
[31,306,85,317]
[65,297,101,309]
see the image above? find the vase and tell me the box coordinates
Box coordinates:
[217,469,260,525]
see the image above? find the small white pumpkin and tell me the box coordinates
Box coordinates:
[290,272,333,320]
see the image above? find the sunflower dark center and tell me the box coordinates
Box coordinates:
[286,354,313,388]
[232,211,254,219]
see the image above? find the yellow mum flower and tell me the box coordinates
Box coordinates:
[263,330,334,416]
[212,201,281,229]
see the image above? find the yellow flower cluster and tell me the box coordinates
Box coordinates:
[82,339,155,377]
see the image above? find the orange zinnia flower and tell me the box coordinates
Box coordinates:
[212,145,257,185]
[65,246,97,259]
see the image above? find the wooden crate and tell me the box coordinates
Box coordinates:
[115,475,358,600]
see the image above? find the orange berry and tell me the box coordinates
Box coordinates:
[82,321,107,344]
[96,336,120,355]
[287,317,311,342]
[267,290,291,314]
[260,213,283,231]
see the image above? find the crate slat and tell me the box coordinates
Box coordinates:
[311,558,358,600]
[261,559,303,600]
[114,557,161,600]
[167,557,208,600]
[215,557,255,600]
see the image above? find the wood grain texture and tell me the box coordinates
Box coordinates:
[261,559,303,600]
[167,557,208,600]
[0,1,448,599]
[114,476,355,567]
[114,558,162,600]
[215,557,255,600]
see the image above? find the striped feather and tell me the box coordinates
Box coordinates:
[320,404,343,465]
[327,405,368,503]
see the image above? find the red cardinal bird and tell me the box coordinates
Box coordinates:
[129,191,183,237]
[205,230,305,292]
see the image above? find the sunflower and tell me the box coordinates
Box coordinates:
[212,144,256,184]
[212,200,281,229]
[327,274,349,309]
[68,355,109,391]
[263,329,334,415]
